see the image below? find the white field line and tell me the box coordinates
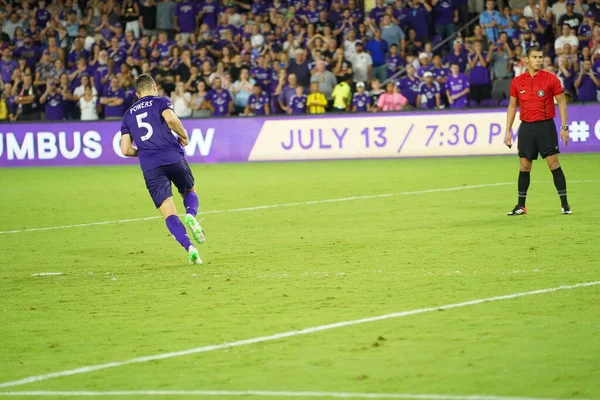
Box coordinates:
[0,390,582,400]
[1,179,597,236]
[0,281,598,389]
[0,182,513,235]
[30,272,63,276]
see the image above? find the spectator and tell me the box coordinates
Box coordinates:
[489,34,514,100]
[156,0,176,38]
[140,0,158,38]
[277,73,299,114]
[398,64,421,107]
[231,68,255,113]
[444,39,469,73]
[287,49,311,88]
[350,41,372,85]
[288,86,307,115]
[250,55,270,91]
[331,48,352,84]
[446,62,470,108]
[14,73,40,121]
[431,55,449,102]
[380,14,405,51]
[205,77,233,116]
[499,6,518,39]
[331,74,352,112]
[432,0,458,47]
[574,59,600,101]
[378,81,408,111]
[245,84,270,116]
[467,24,490,52]
[417,53,433,78]
[306,81,328,114]
[352,81,371,112]
[78,85,98,121]
[407,0,432,42]
[557,55,576,101]
[0,48,18,84]
[468,40,491,102]
[173,0,194,45]
[480,0,502,43]
[386,44,404,80]
[511,44,527,76]
[555,24,579,55]
[73,74,97,101]
[558,0,583,31]
[40,79,65,121]
[578,11,595,48]
[3,82,17,121]
[100,77,126,120]
[310,60,337,104]
[3,12,22,40]
[155,57,176,95]
[416,71,441,109]
[370,79,386,110]
[15,34,41,72]
[190,80,211,118]
[369,0,387,26]
[365,28,388,83]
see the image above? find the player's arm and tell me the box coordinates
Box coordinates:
[120,133,138,157]
[162,108,189,146]
[504,95,518,147]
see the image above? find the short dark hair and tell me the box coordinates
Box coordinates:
[135,74,155,93]
[526,45,543,57]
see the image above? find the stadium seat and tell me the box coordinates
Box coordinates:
[479,99,498,108]
[468,100,478,108]
[499,99,510,106]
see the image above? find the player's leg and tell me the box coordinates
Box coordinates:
[145,167,201,263]
[539,121,571,214]
[168,159,206,243]
[508,123,536,215]
[159,197,202,264]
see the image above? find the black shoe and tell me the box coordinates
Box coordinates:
[507,205,527,216]
[561,205,572,215]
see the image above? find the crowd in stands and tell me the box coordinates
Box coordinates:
[0,0,598,122]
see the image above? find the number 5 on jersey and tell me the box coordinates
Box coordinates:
[137,112,153,141]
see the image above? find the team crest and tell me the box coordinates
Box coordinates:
[537,89,545,97]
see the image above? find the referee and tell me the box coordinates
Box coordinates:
[504,45,571,216]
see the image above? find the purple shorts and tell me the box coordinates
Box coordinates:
[143,159,195,208]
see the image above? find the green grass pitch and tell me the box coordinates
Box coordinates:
[0,154,599,400]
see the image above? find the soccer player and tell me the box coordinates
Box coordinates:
[505,46,571,216]
[120,74,206,264]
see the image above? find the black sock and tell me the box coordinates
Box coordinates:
[518,171,530,207]
[551,167,568,206]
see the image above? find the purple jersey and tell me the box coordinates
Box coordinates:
[68,49,89,66]
[250,66,270,88]
[434,0,454,25]
[445,73,469,108]
[108,48,127,67]
[418,82,441,109]
[251,1,265,14]
[199,0,219,30]
[417,65,433,78]
[408,6,430,41]
[103,87,127,118]
[36,8,51,28]
[443,50,469,73]
[431,66,449,92]
[468,53,490,85]
[368,6,387,25]
[398,75,421,106]
[44,93,64,120]
[206,89,232,116]
[176,2,197,33]
[120,96,184,173]
[304,9,320,24]
[289,94,307,114]
[247,92,270,115]
[156,41,176,58]
[386,54,404,78]
[94,65,110,96]
[350,8,364,22]
[15,45,41,71]
[0,59,18,83]
[352,92,370,112]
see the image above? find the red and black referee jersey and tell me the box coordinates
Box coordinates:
[509,69,564,122]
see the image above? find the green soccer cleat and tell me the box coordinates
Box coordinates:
[184,214,206,244]
[188,246,202,265]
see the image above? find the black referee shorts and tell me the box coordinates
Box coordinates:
[517,119,560,160]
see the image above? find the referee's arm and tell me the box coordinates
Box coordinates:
[555,92,569,146]
[504,95,518,148]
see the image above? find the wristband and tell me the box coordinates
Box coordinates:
[561,125,569,130]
